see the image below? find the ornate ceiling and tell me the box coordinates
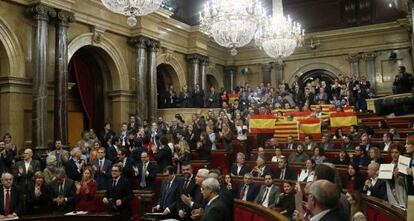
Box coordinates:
[164,0,406,32]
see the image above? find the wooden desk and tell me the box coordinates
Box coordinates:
[19,212,121,221]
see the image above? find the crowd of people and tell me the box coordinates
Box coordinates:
[0,70,412,220]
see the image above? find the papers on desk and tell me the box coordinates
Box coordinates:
[378,164,394,179]
[398,155,411,175]
[145,212,165,216]
[160,219,180,221]
[1,216,18,220]
[64,211,88,216]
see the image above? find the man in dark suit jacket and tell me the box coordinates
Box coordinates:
[152,166,183,218]
[0,141,14,175]
[238,173,259,202]
[230,152,250,176]
[254,174,280,208]
[0,173,20,218]
[137,152,157,190]
[306,180,347,221]
[362,162,387,200]
[207,87,220,108]
[92,147,112,190]
[200,178,231,221]
[273,157,297,181]
[49,169,75,212]
[65,147,83,182]
[14,148,41,193]
[153,136,173,173]
[103,164,133,220]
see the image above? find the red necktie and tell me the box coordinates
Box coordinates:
[5,189,10,216]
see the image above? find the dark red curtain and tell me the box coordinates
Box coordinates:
[69,56,95,129]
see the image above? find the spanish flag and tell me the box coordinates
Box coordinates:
[330,112,357,132]
[298,118,321,139]
[274,119,298,139]
[249,115,277,134]
[228,93,239,104]
[311,104,335,112]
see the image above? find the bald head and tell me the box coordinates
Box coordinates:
[309,180,340,210]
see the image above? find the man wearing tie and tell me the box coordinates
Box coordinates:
[199,178,231,221]
[137,152,157,191]
[0,173,20,219]
[286,135,296,150]
[362,162,386,200]
[92,147,112,190]
[254,174,280,208]
[103,164,133,220]
[65,147,84,182]
[14,148,41,194]
[274,158,297,181]
[49,169,75,212]
[179,168,209,219]
[238,173,259,202]
[230,153,249,177]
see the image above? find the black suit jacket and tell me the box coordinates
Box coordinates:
[14,160,41,192]
[65,159,82,181]
[159,177,183,213]
[238,183,259,202]
[106,176,133,220]
[0,186,21,215]
[49,178,75,212]
[200,197,231,221]
[137,162,158,190]
[364,179,387,200]
[26,183,50,214]
[319,208,348,221]
[230,164,249,176]
[274,167,297,181]
[154,146,173,173]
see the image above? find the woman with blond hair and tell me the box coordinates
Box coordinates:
[26,171,49,214]
[173,140,192,173]
[75,167,97,212]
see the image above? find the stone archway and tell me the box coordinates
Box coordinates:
[206,64,225,90]
[157,53,186,90]
[68,33,129,91]
[0,17,25,77]
[290,63,343,84]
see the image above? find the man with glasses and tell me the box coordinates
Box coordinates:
[238,173,258,202]
[92,147,112,190]
[0,173,20,218]
[103,164,133,220]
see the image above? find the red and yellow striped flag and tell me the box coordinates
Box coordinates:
[274,119,298,139]
[249,115,277,134]
[228,94,239,104]
[298,118,321,139]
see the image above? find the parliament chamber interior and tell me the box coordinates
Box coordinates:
[1,0,414,220]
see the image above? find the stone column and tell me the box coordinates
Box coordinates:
[186,54,201,89]
[261,63,272,85]
[54,10,74,145]
[363,52,377,90]
[128,36,148,120]
[147,39,159,122]
[409,1,414,73]
[273,61,285,86]
[347,54,360,77]
[224,66,237,91]
[200,56,209,91]
[26,4,56,149]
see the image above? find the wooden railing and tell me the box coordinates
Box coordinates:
[234,199,288,221]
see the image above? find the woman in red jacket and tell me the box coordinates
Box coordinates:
[75,167,97,212]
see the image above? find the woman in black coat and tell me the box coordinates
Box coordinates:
[26,171,50,214]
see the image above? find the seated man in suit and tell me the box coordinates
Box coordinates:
[238,173,259,202]
[362,162,387,200]
[102,164,133,220]
[14,148,41,194]
[251,156,272,178]
[179,168,209,219]
[274,157,297,181]
[49,168,75,212]
[137,151,157,190]
[65,147,84,182]
[378,132,393,152]
[198,177,231,221]
[152,165,183,217]
[254,174,280,208]
[320,135,335,150]
[303,135,316,150]
[285,135,296,150]
[305,180,347,221]
[0,173,20,219]
[230,152,249,177]
[92,147,112,190]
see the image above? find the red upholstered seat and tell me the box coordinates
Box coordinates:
[234,208,254,221]
[365,206,379,221]
[253,215,271,221]
[130,196,141,221]
[211,151,228,173]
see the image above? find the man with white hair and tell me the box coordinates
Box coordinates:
[199,178,231,221]
[362,162,386,200]
[65,147,83,181]
[14,148,41,193]
[179,168,209,220]
[0,173,20,218]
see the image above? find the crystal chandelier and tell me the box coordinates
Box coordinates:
[101,0,163,27]
[255,0,304,59]
[200,0,265,56]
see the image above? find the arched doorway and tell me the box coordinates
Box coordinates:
[0,41,9,76]
[157,63,179,108]
[298,69,337,89]
[206,74,219,91]
[68,46,109,145]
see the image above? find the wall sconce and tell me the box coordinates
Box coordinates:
[305,38,320,50]
[68,82,76,90]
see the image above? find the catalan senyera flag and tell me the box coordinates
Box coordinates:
[330,112,357,132]
[249,115,277,134]
[274,119,298,139]
[290,111,312,120]
[228,93,239,104]
[298,118,321,139]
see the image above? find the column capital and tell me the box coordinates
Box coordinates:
[146,39,160,52]
[199,56,209,65]
[128,36,149,49]
[26,4,56,22]
[224,66,237,73]
[362,52,377,61]
[346,54,361,63]
[56,10,75,27]
[272,61,285,70]
[261,63,273,72]
[186,53,204,64]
